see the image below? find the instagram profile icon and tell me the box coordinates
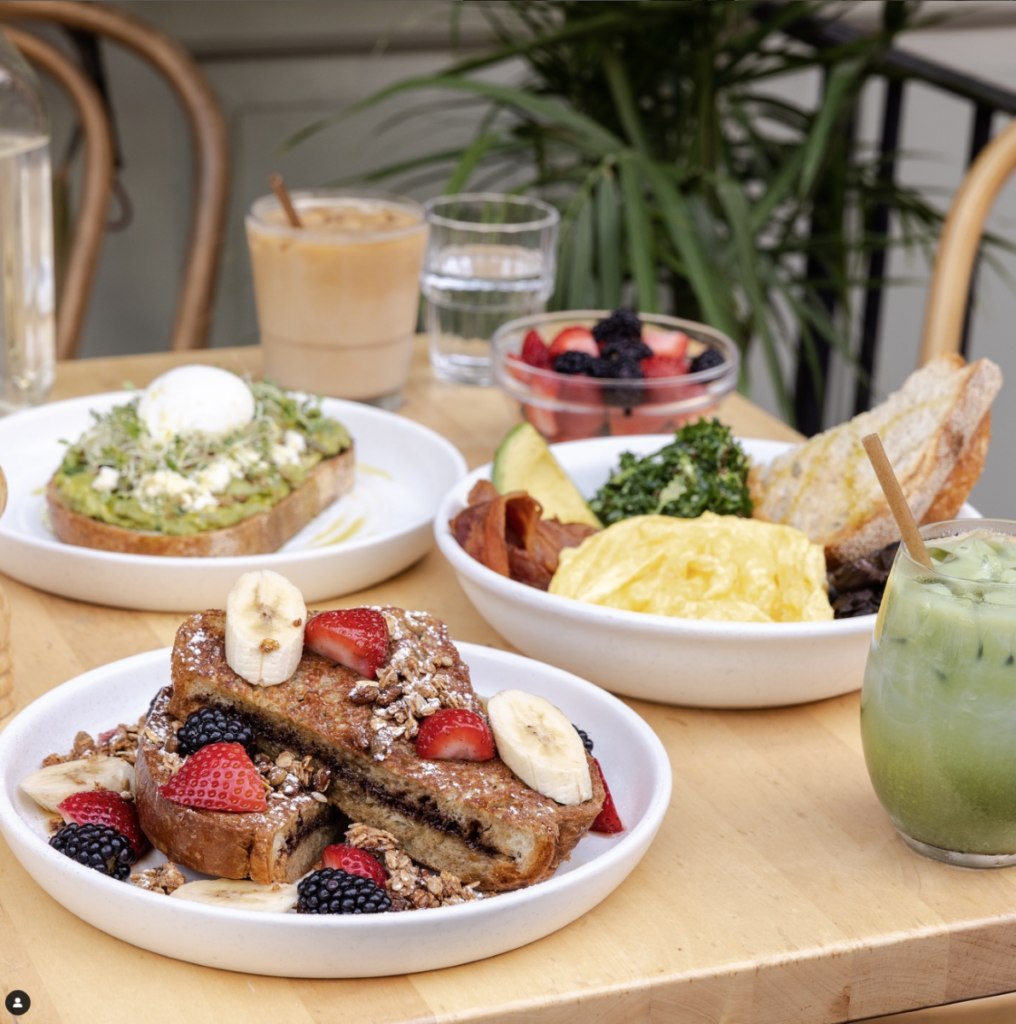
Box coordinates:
[4,990,30,1015]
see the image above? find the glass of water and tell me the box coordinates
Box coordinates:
[421,193,559,386]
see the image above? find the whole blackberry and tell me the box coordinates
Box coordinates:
[592,307,642,347]
[601,339,653,364]
[552,351,596,376]
[50,823,135,880]
[177,707,254,756]
[689,348,726,374]
[297,868,392,915]
[573,725,594,753]
[602,357,645,407]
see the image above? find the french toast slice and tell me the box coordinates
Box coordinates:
[166,608,605,892]
[47,445,355,557]
[750,355,1002,568]
[135,688,341,884]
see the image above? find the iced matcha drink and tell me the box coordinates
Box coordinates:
[861,520,1016,865]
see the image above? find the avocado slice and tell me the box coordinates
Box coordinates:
[491,423,602,528]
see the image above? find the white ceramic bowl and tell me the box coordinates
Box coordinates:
[436,435,978,709]
[0,645,670,978]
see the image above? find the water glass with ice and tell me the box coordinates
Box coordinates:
[421,193,559,386]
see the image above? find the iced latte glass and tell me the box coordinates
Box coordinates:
[246,189,428,408]
[861,519,1016,867]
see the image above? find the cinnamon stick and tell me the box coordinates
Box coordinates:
[269,174,303,228]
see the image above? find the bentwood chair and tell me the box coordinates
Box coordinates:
[920,116,1016,368]
[0,0,229,358]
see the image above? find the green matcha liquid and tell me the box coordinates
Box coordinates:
[861,520,1016,866]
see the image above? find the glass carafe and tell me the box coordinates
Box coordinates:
[0,29,55,414]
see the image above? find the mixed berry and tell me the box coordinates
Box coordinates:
[296,868,393,915]
[504,308,731,443]
[50,822,136,880]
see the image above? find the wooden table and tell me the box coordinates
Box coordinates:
[3,340,1016,1024]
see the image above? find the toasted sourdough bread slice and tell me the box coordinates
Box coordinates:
[750,356,1002,568]
[47,446,354,557]
[135,687,340,883]
[166,608,605,892]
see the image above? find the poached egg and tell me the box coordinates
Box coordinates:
[138,366,256,441]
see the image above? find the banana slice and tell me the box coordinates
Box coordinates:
[225,570,307,686]
[486,689,592,805]
[20,756,135,812]
[171,878,299,912]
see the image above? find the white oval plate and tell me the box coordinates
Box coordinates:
[0,643,669,978]
[436,435,980,709]
[0,393,466,611]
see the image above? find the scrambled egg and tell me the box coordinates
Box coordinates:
[549,512,833,623]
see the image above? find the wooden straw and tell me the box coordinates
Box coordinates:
[862,433,933,569]
[269,174,303,228]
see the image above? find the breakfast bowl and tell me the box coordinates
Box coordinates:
[491,310,740,444]
[435,434,978,709]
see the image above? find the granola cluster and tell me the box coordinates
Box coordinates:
[253,749,331,803]
[129,861,186,895]
[41,717,145,768]
[350,610,474,760]
[346,823,484,910]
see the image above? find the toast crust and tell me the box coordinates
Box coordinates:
[164,608,604,892]
[46,445,355,557]
[750,356,1002,567]
[135,688,340,883]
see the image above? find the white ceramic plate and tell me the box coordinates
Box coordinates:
[0,643,669,978]
[436,435,980,709]
[0,393,466,612]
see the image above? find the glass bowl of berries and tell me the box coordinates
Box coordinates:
[491,308,740,442]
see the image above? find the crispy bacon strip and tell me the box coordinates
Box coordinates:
[450,481,598,590]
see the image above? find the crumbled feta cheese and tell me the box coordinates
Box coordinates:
[194,457,238,494]
[270,443,301,468]
[180,489,218,513]
[92,466,119,493]
[138,470,194,501]
[233,448,264,470]
[283,429,307,454]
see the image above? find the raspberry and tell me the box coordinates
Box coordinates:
[49,822,136,880]
[689,348,726,374]
[296,868,392,915]
[177,707,255,756]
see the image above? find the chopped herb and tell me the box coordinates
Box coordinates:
[588,419,753,525]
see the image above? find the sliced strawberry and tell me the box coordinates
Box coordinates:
[58,790,150,857]
[591,759,623,834]
[643,328,690,361]
[639,355,688,379]
[322,844,388,887]
[416,709,496,761]
[520,329,553,370]
[548,326,598,359]
[304,608,390,680]
[160,742,267,813]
